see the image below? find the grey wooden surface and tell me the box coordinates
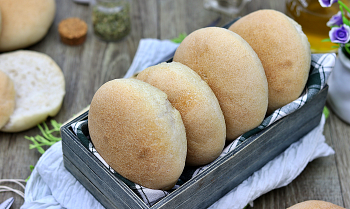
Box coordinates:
[0,0,349,208]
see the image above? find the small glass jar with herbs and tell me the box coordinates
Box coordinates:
[91,0,131,41]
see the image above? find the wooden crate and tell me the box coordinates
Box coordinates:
[61,85,328,209]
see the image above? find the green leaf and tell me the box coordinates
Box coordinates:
[338,1,350,14]
[25,120,62,154]
[171,33,187,43]
[25,165,35,182]
[25,120,63,182]
[321,38,331,42]
[323,106,330,119]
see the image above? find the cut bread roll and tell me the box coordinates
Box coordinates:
[287,200,345,209]
[88,79,187,190]
[0,0,56,52]
[137,62,226,166]
[174,27,268,140]
[229,9,311,114]
[0,50,65,132]
[0,70,16,129]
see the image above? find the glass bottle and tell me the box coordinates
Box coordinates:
[285,0,349,53]
[91,0,131,41]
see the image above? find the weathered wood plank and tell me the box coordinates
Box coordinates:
[327,111,350,208]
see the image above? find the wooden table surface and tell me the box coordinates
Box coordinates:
[0,0,349,208]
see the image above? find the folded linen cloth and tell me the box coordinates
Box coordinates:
[22,39,336,209]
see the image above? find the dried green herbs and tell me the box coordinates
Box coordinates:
[92,0,131,41]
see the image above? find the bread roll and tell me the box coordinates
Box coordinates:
[0,50,65,132]
[173,27,268,140]
[0,70,15,129]
[229,9,311,114]
[0,0,56,52]
[137,62,226,166]
[88,79,187,190]
[287,200,345,209]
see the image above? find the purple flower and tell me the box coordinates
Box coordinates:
[319,0,338,7]
[327,11,343,27]
[329,25,350,43]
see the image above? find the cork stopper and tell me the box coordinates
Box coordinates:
[58,17,88,46]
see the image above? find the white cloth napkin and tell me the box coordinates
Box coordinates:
[21,39,335,209]
[123,39,179,78]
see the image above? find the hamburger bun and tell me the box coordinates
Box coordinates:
[0,0,56,52]
[173,27,268,140]
[0,70,16,129]
[228,9,311,114]
[88,79,187,190]
[287,200,345,209]
[0,50,65,132]
[137,62,226,166]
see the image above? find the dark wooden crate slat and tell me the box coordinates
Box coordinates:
[61,118,149,209]
[174,112,324,209]
[153,86,328,209]
[61,86,328,209]
[63,142,139,209]
[63,155,119,209]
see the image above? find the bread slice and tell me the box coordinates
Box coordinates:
[0,50,65,132]
[88,79,187,190]
[0,70,16,128]
[137,62,226,166]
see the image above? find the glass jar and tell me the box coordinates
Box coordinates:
[285,0,348,53]
[91,0,131,41]
[204,0,251,17]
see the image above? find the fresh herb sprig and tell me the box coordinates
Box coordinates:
[171,33,187,43]
[25,120,62,154]
[25,165,35,182]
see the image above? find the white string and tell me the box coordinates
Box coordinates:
[0,179,26,199]
[0,186,25,198]
[0,179,26,190]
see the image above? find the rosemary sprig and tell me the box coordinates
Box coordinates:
[25,120,62,154]
[24,120,62,182]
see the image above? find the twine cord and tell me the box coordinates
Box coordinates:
[0,179,26,199]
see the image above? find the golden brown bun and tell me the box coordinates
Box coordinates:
[0,70,15,128]
[173,27,268,140]
[137,62,226,166]
[287,200,345,209]
[229,9,311,114]
[0,0,56,52]
[88,79,187,190]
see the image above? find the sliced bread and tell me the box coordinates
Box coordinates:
[0,50,65,132]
